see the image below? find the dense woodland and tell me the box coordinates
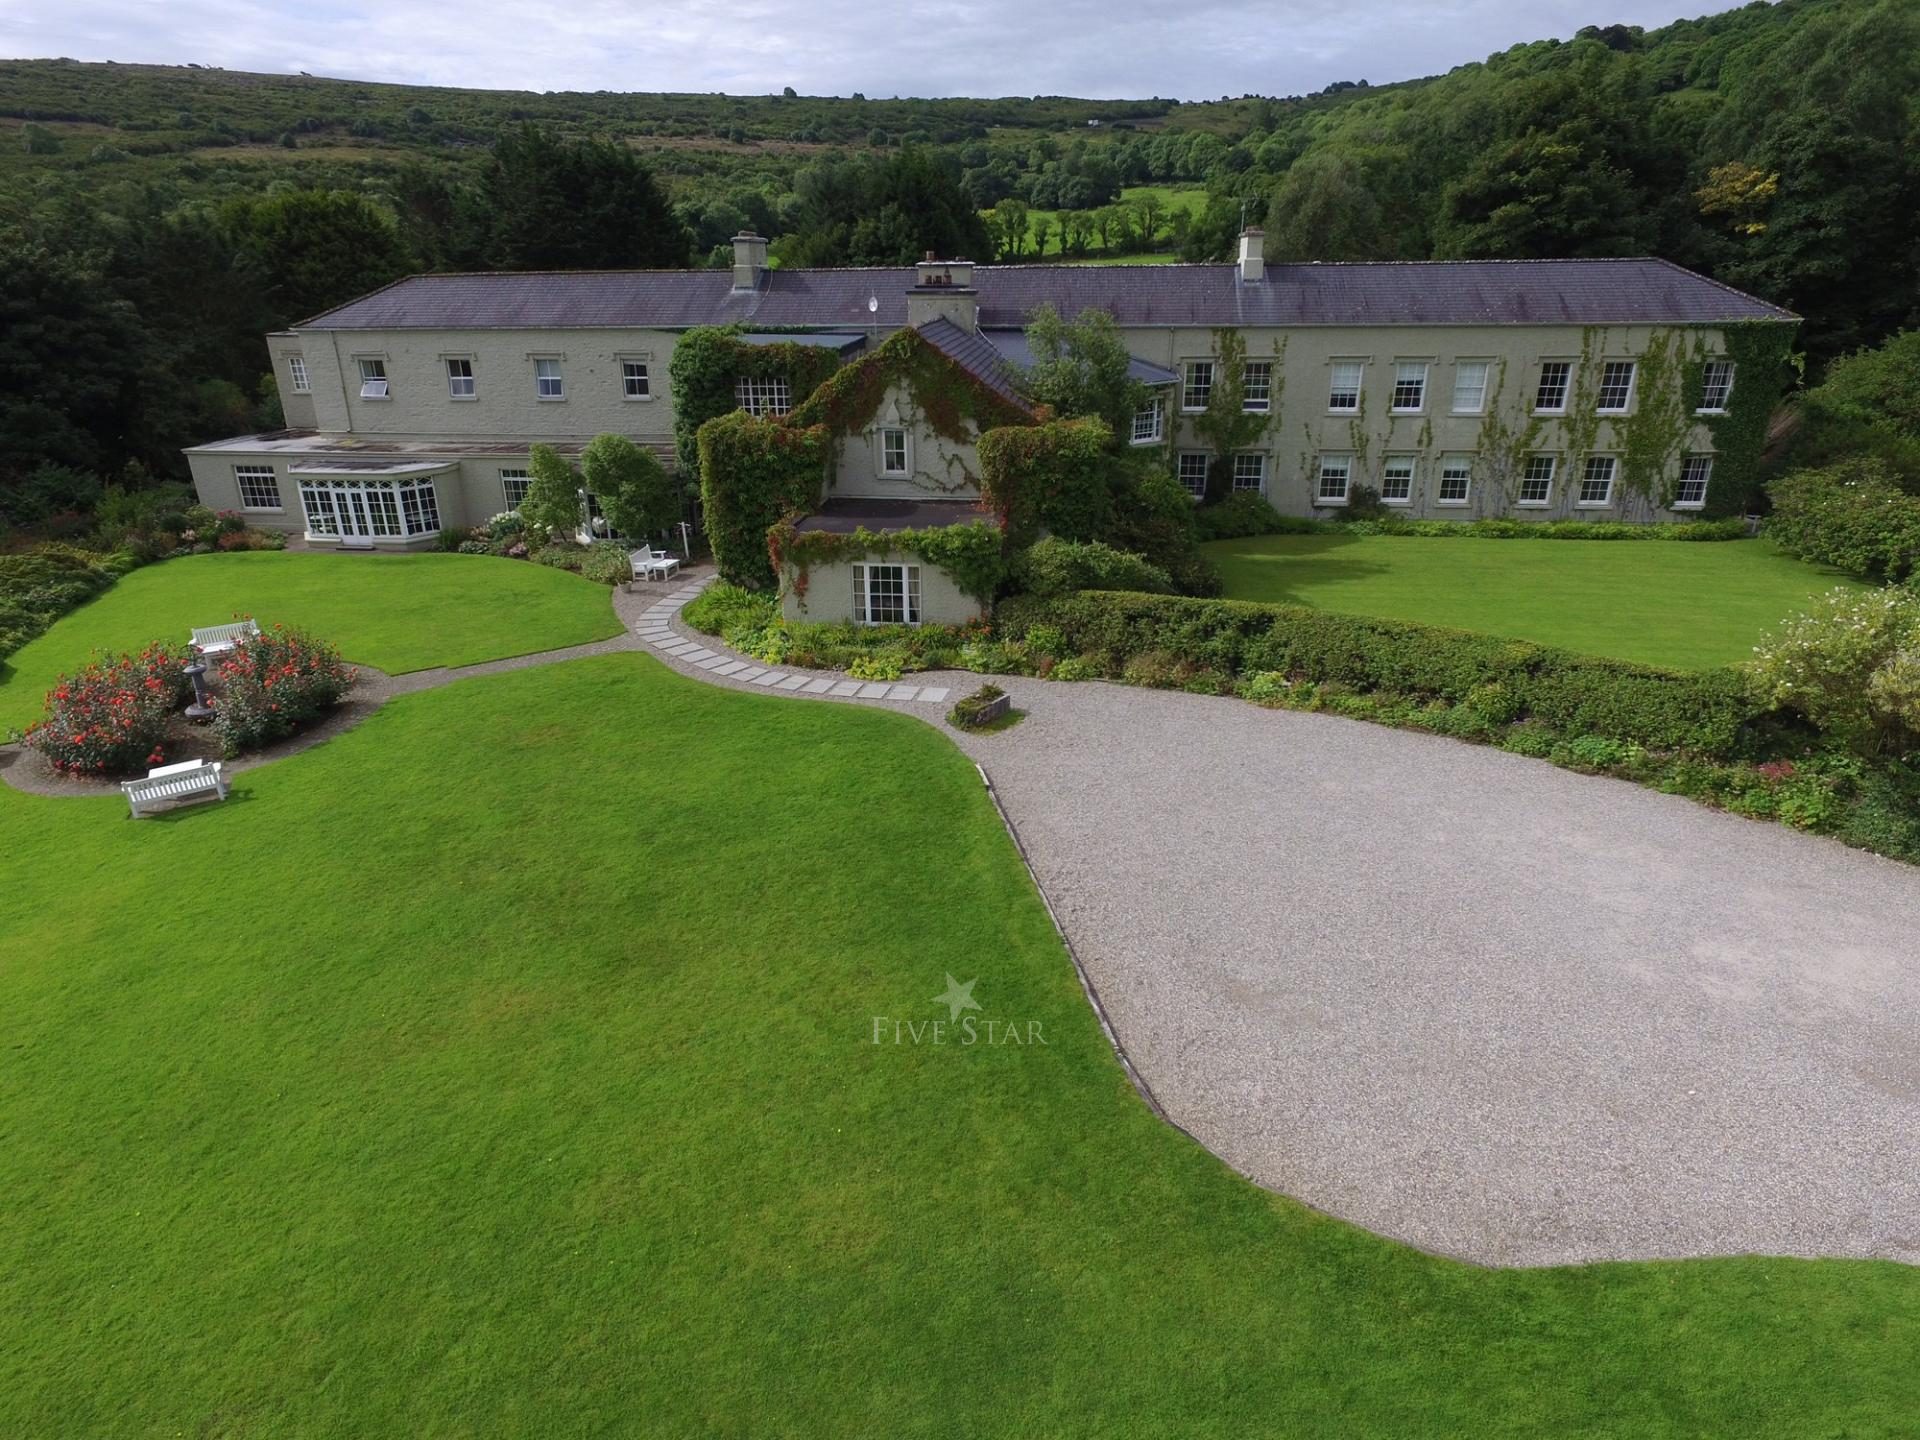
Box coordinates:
[1,0,1916,520]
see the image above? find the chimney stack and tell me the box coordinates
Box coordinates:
[907,257,978,330]
[731,232,768,292]
[1237,227,1265,284]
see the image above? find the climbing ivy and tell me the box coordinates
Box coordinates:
[1693,320,1799,518]
[977,416,1114,547]
[1616,328,1698,516]
[669,326,846,476]
[696,410,831,590]
[1474,359,1547,513]
[768,518,1009,606]
[1192,330,1283,504]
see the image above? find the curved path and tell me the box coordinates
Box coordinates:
[10,572,1919,1266]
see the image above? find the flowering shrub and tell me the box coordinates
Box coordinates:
[1747,585,1920,754]
[23,642,191,775]
[210,625,355,757]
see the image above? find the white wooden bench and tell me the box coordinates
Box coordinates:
[626,547,681,589]
[190,619,260,658]
[121,760,230,819]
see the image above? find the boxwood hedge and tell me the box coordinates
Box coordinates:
[996,590,1756,756]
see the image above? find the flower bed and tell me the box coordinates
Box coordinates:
[21,642,192,775]
[209,625,355,757]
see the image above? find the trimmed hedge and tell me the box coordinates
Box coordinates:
[997,590,1755,755]
[1010,537,1174,597]
[1195,512,1751,542]
[1766,460,1920,581]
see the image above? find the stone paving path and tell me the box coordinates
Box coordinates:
[627,576,953,706]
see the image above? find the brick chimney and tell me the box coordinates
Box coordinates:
[906,253,978,330]
[1237,227,1265,284]
[731,232,768,292]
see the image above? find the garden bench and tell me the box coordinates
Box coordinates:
[627,547,681,588]
[121,759,230,819]
[190,619,260,658]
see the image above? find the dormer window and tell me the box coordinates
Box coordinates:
[356,357,388,399]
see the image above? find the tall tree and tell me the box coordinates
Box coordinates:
[482,126,692,270]
[223,189,413,325]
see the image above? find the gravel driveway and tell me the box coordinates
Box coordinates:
[954,675,1920,1267]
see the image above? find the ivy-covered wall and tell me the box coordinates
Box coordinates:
[768,518,1008,608]
[977,417,1114,546]
[696,411,830,589]
[669,326,846,476]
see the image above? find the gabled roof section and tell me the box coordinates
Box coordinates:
[297,257,1796,333]
[913,318,1031,411]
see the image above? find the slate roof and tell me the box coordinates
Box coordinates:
[913,317,1033,411]
[299,258,1794,332]
[983,329,1181,387]
[793,498,985,533]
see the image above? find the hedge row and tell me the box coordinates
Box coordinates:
[997,590,1755,755]
[1191,494,1750,544]
[0,545,138,661]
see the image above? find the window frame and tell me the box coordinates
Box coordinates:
[1379,454,1417,505]
[445,356,477,401]
[1130,400,1163,445]
[1389,360,1429,415]
[1674,455,1713,510]
[852,561,921,626]
[1697,361,1735,415]
[500,468,531,510]
[1517,454,1557,507]
[1327,360,1364,415]
[1175,451,1210,500]
[1595,360,1636,415]
[355,356,389,401]
[286,355,311,394]
[1533,360,1573,416]
[233,464,283,511]
[1241,360,1273,414]
[1314,453,1353,506]
[1436,455,1473,507]
[1450,359,1490,416]
[621,359,652,401]
[1576,455,1617,507]
[878,426,910,477]
[1180,359,1214,413]
[533,357,565,402]
[1231,451,1266,494]
[735,375,792,417]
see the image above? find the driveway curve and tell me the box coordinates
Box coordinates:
[622,579,1920,1267]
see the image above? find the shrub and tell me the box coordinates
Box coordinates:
[998,590,1755,754]
[1746,585,1920,754]
[457,540,493,555]
[1766,461,1920,581]
[977,416,1114,546]
[847,651,905,681]
[581,433,678,540]
[22,642,191,775]
[435,526,471,552]
[518,444,583,544]
[532,542,585,572]
[696,410,829,589]
[0,545,124,661]
[684,582,777,637]
[1049,655,1104,682]
[577,542,633,586]
[1012,537,1174,597]
[1193,493,1304,541]
[209,626,354,757]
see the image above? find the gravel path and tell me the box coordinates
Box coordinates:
[13,574,1919,1266]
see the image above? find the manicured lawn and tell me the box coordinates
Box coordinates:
[0,551,622,728]
[1,652,1914,1434]
[1206,535,1865,669]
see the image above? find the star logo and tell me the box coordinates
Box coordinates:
[932,973,981,1022]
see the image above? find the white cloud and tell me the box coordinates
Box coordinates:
[2,0,1740,101]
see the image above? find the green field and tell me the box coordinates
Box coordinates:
[0,555,1916,1432]
[0,551,622,730]
[988,183,1206,261]
[1206,535,1863,670]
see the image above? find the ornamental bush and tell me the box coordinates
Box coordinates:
[209,625,354,757]
[996,590,1756,754]
[1011,537,1174,597]
[23,642,191,775]
[0,545,123,660]
[1746,585,1920,754]
[1766,460,1920,581]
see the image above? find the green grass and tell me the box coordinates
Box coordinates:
[0,551,623,729]
[1206,534,1866,670]
[1,648,1915,1433]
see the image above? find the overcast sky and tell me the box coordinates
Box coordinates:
[4,0,1733,101]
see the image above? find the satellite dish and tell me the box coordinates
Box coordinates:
[867,295,879,313]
